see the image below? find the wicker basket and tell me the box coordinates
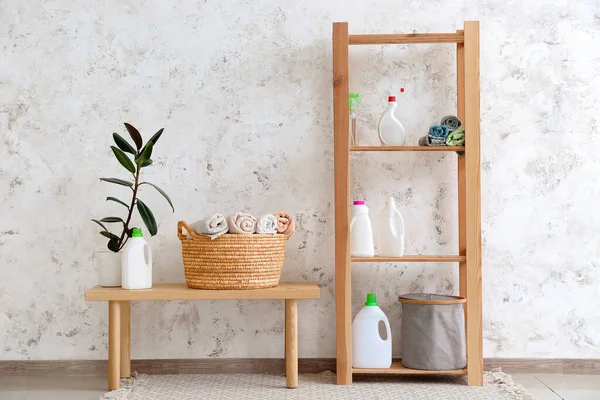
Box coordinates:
[178,220,290,290]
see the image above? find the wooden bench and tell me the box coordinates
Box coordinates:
[85,282,320,390]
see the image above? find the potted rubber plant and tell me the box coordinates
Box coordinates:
[92,123,174,287]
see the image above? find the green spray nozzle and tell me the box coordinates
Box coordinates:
[349,93,361,111]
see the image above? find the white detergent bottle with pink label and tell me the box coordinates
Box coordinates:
[350,200,375,258]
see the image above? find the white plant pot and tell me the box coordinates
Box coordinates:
[94,250,122,287]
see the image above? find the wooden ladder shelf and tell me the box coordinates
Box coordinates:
[332,21,482,386]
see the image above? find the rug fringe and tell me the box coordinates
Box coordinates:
[485,368,535,399]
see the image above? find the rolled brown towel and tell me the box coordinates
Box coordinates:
[274,211,296,235]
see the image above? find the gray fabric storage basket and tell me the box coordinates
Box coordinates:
[398,293,467,370]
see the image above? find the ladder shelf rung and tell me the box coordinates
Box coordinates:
[351,255,466,263]
[350,146,464,152]
[349,33,464,45]
[353,362,467,375]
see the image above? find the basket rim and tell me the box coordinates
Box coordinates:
[178,220,291,241]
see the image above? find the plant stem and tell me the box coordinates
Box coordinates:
[117,166,141,251]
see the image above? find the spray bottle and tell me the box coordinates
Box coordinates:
[349,93,361,146]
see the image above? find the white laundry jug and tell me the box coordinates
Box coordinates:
[122,228,152,290]
[352,294,392,369]
[377,197,405,257]
[350,200,375,258]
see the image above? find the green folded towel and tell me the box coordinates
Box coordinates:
[446,129,465,146]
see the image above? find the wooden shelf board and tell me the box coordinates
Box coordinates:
[353,362,467,375]
[350,146,464,152]
[349,33,464,45]
[352,255,466,263]
[85,282,320,301]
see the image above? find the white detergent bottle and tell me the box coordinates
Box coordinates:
[352,294,392,369]
[377,197,406,257]
[122,228,152,290]
[378,89,406,146]
[350,200,374,258]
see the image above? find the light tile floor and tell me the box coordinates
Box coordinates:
[0,374,598,399]
[512,374,600,400]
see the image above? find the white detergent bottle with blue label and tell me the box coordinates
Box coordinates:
[352,294,392,369]
[122,228,152,290]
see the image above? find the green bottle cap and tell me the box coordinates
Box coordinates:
[349,93,361,111]
[132,228,143,238]
[365,293,378,306]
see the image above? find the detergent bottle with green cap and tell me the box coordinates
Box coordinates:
[352,293,392,368]
[349,93,361,145]
[122,227,153,289]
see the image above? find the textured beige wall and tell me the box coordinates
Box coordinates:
[1,1,599,360]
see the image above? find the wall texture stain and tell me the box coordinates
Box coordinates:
[1,1,600,360]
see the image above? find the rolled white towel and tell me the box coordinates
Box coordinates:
[256,214,277,234]
[190,213,228,240]
[227,212,257,234]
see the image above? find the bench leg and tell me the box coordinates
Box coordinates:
[120,301,131,378]
[284,304,287,377]
[108,301,121,390]
[285,299,298,389]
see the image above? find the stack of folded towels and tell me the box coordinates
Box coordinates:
[190,211,296,240]
[418,115,465,147]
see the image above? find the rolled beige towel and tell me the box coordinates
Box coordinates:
[227,212,257,234]
[274,211,295,235]
[189,213,228,240]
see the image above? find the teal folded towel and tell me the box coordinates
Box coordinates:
[428,125,450,139]
[441,115,462,131]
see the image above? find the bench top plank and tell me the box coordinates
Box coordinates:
[85,282,320,301]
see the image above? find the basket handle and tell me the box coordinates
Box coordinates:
[178,220,201,241]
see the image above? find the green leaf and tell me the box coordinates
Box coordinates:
[138,128,163,164]
[124,122,143,150]
[140,182,174,212]
[135,141,153,166]
[110,146,136,174]
[107,238,120,252]
[106,196,129,209]
[137,199,158,236]
[100,178,133,187]
[91,219,109,231]
[141,159,153,168]
[112,133,136,155]
[100,231,120,240]
[100,217,125,224]
[148,128,164,146]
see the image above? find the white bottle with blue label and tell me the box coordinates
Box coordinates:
[352,294,392,369]
[122,228,152,290]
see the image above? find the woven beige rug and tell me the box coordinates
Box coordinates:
[100,370,534,400]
